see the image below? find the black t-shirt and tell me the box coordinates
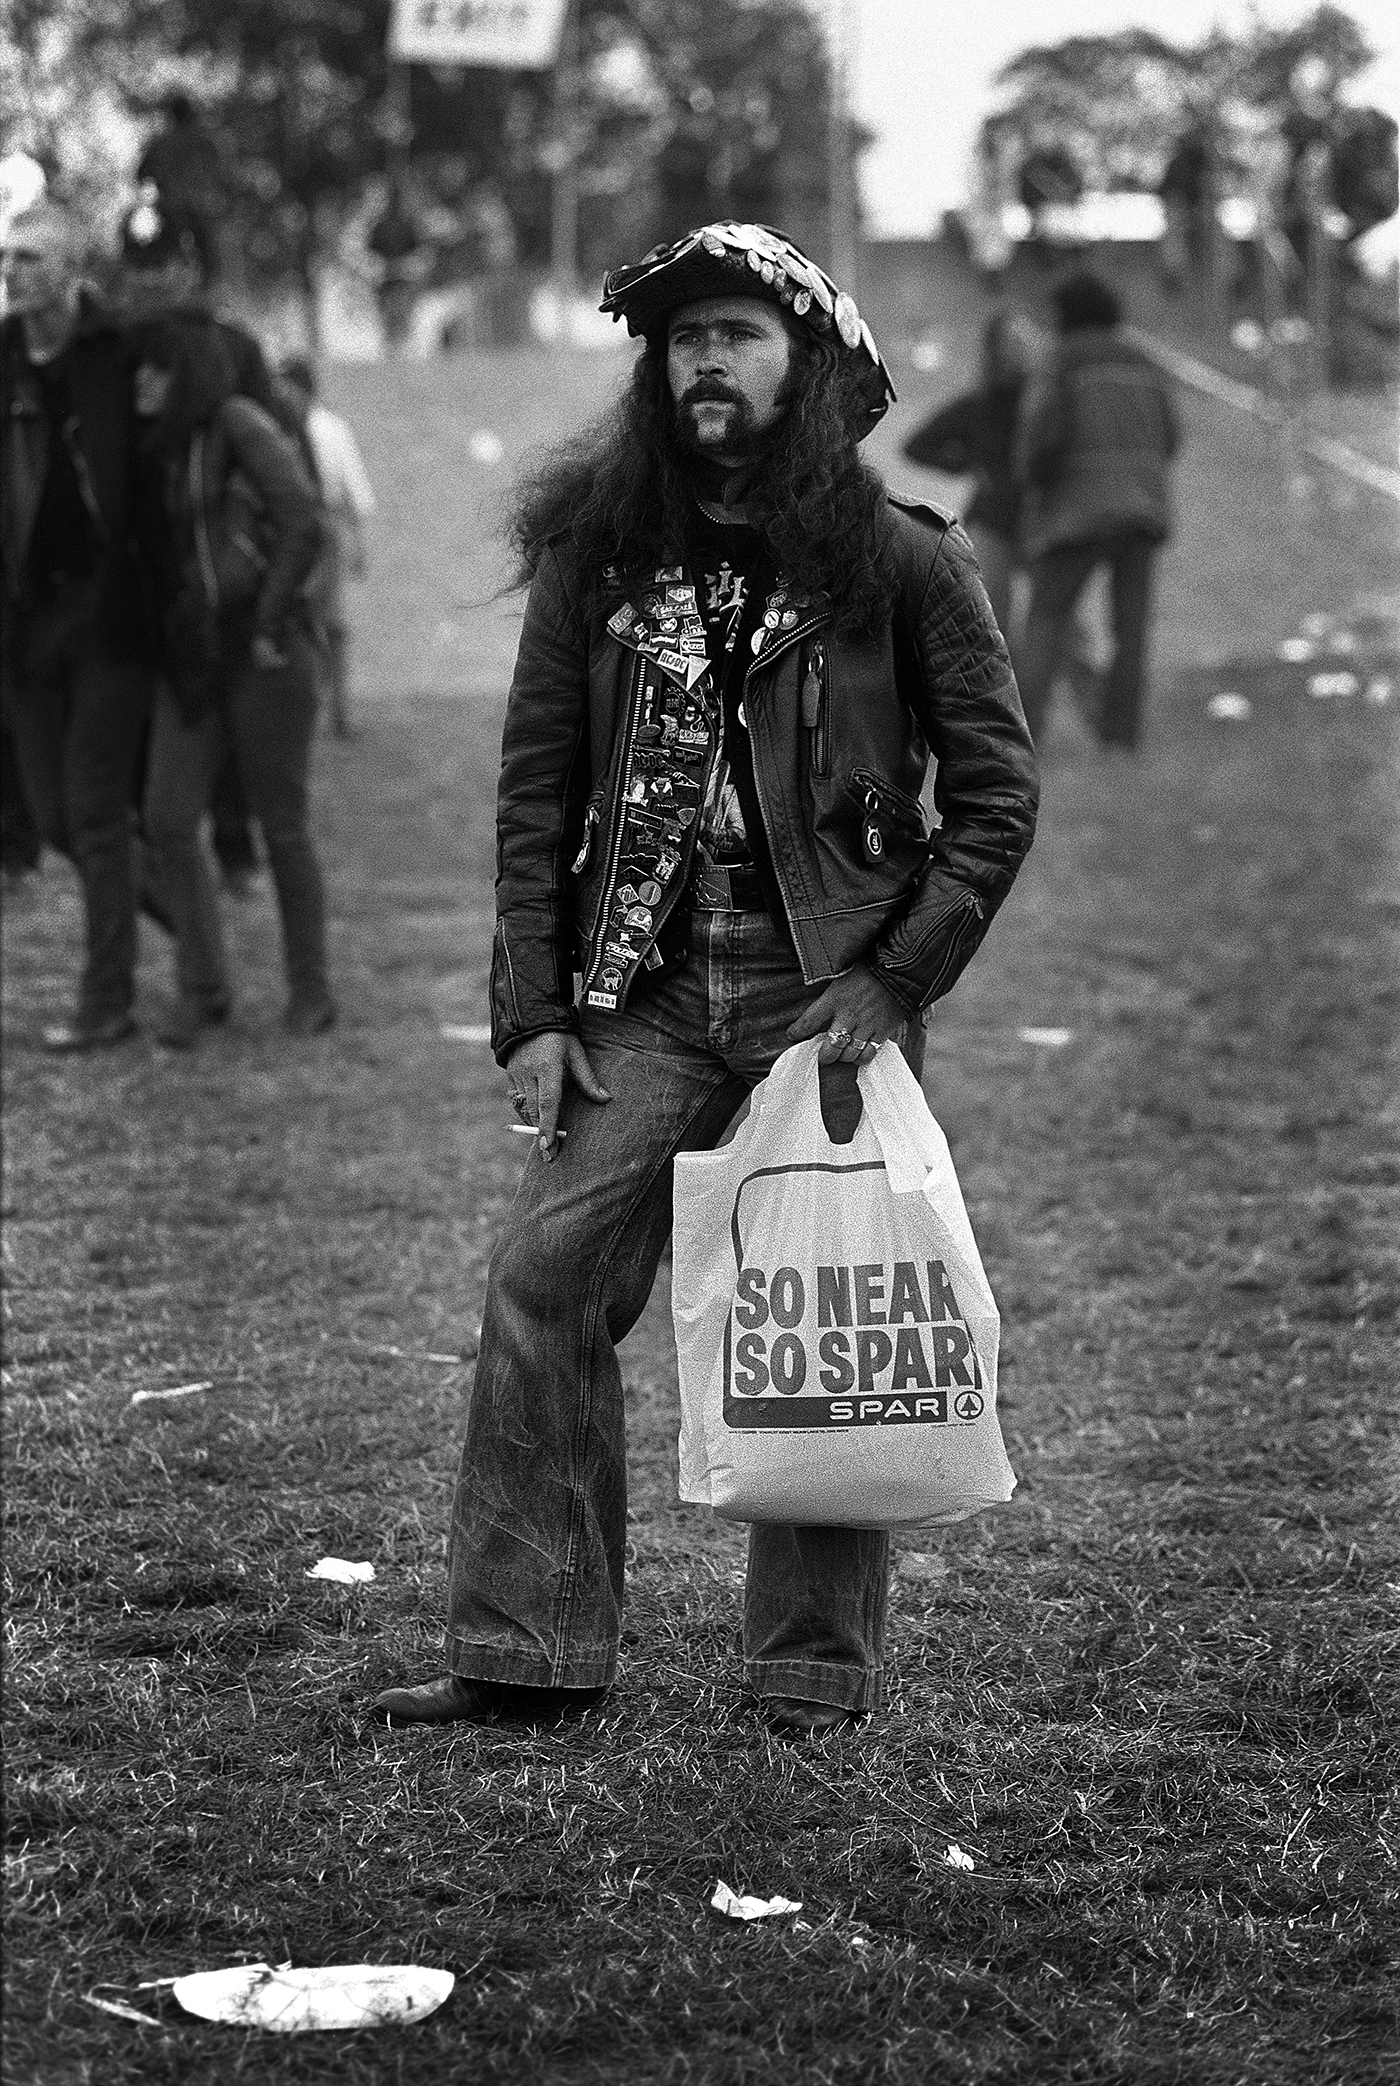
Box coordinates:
[683,502,786,925]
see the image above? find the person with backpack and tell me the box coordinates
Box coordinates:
[134,309,334,1046]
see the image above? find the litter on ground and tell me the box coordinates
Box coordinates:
[710,1881,803,1921]
[171,1961,454,2032]
[1277,638,1316,663]
[129,1381,212,1406]
[82,1991,162,2027]
[439,1023,492,1043]
[1018,1027,1074,1048]
[1206,691,1253,722]
[468,430,504,465]
[1364,675,1393,705]
[943,1844,976,1871]
[305,1558,376,1584]
[1307,671,1360,698]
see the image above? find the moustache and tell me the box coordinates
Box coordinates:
[679,381,747,408]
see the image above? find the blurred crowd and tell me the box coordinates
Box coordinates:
[1,141,374,1056]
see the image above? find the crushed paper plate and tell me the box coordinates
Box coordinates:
[1017,1026,1073,1048]
[305,1558,376,1584]
[710,1880,803,1921]
[173,1962,454,2032]
[1206,691,1252,723]
[943,1844,976,1871]
[130,1380,212,1406]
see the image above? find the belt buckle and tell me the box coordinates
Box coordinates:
[694,858,732,910]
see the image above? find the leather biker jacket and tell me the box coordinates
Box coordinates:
[489,493,1038,1063]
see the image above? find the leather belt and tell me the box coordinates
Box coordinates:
[691,857,768,911]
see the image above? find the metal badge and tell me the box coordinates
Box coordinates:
[637,879,663,906]
[624,906,653,931]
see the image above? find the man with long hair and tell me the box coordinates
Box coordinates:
[373,224,1038,1738]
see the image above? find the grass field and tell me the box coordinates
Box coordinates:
[3,320,1399,2085]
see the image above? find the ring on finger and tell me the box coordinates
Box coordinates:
[827,1027,853,1045]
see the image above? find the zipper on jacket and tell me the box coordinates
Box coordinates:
[802,639,830,777]
[905,888,986,1005]
[570,789,604,875]
[736,608,830,959]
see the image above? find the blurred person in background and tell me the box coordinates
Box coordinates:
[1013,271,1179,753]
[1,200,155,1050]
[277,356,376,738]
[133,310,332,1047]
[120,187,268,896]
[135,92,227,287]
[367,182,430,353]
[371,222,1037,1741]
[1158,114,1216,298]
[900,311,1032,636]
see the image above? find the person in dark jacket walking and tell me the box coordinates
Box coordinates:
[1014,272,1179,750]
[371,223,1038,1740]
[1,201,155,1050]
[901,311,1030,632]
[133,310,333,1046]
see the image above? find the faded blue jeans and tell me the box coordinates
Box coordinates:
[447,908,910,1713]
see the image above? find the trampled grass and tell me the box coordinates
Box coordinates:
[3,340,1398,2083]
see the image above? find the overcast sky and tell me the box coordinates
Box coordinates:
[848,0,1400,235]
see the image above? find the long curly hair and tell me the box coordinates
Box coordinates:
[507,335,899,639]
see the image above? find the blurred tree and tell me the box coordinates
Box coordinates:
[991,30,1198,198]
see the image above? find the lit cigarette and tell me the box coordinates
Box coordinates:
[508,1124,567,1138]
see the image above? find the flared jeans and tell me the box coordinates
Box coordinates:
[446,909,902,1713]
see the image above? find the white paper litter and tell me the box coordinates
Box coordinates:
[305,1558,376,1584]
[1017,1027,1073,1048]
[1307,670,1359,699]
[129,1380,211,1406]
[1364,674,1393,706]
[1206,691,1252,722]
[710,1880,803,1921]
[439,1023,492,1043]
[172,1962,453,2032]
[468,430,505,465]
[943,1844,976,1872]
[1277,637,1316,663]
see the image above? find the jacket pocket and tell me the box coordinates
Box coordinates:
[801,639,830,776]
[846,768,927,865]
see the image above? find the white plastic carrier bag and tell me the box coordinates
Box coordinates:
[673,1037,1015,1535]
